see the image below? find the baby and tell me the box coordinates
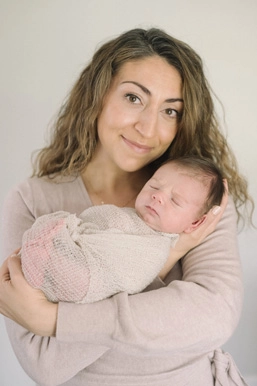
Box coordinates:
[21,156,224,303]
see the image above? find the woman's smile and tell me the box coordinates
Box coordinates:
[121,135,153,154]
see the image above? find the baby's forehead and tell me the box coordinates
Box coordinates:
[155,163,209,184]
[153,163,192,180]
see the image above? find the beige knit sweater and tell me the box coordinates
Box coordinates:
[1,175,248,386]
[21,206,178,303]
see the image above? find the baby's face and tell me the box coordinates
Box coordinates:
[135,162,208,234]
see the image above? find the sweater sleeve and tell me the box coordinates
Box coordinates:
[56,196,243,356]
[1,183,110,386]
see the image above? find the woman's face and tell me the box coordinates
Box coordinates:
[96,56,183,172]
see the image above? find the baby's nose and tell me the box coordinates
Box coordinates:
[152,192,163,204]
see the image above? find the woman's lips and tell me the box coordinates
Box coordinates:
[121,136,153,153]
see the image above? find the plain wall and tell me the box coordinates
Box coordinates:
[0,1,256,385]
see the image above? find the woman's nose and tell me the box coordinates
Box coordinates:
[135,108,158,138]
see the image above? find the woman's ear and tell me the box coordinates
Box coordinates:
[183,215,207,234]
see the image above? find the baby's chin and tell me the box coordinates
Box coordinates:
[136,207,163,232]
[143,218,162,232]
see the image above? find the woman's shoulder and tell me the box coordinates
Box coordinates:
[16,174,82,193]
[11,175,78,204]
[6,174,91,217]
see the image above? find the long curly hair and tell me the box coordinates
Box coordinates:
[32,27,254,223]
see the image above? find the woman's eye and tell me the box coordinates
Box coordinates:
[125,93,140,104]
[165,108,178,118]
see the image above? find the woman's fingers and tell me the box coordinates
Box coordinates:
[0,257,15,318]
[174,180,229,256]
[0,257,10,281]
[7,253,22,280]
[201,178,228,234]
[0,252,58,336]
[0,254,31,319]
[0,249,21,283]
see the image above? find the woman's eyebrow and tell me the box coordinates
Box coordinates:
[121,81,151,95]
[121,81,183,103]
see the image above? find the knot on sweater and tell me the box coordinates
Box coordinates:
[211,349,248,386]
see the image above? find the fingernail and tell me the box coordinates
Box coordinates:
[10,252,21,258]
[212,206,221,215]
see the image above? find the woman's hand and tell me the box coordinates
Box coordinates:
[177,180,228,254]
[0,252,58,337]
[159,181,228,280]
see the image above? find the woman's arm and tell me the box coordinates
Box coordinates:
[1,184,242,377]
[1,184,228,337]
[55,197,241,356]
[0,255,58,335]
[159,205,223,281]
[0,185,110,385]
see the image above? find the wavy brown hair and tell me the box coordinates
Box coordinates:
[32,27,253,224]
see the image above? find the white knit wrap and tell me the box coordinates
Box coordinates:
[21,205,178,303]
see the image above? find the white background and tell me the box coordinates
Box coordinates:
[0,1,256,385]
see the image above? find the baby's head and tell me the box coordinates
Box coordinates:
[135,156,225,234]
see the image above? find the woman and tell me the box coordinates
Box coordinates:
[0,28,252,385]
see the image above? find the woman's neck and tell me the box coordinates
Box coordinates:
[81,160,151,208]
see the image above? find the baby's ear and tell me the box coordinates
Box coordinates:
[183,215,207,234]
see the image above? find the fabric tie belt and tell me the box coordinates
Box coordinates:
[212,349,248,386]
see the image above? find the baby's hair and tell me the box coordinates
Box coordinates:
[165,156,225,214]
